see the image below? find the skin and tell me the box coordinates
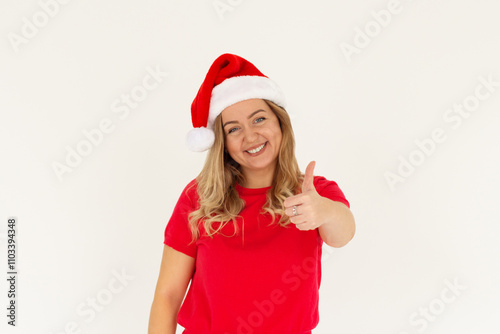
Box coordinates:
[149,102,355,333]
[284,161,356,247]
[221,98,282,189]
[221,99,355,247]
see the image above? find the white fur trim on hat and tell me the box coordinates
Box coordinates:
[208,75,286,127]
[186,126,215,152]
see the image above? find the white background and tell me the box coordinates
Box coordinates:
[1,0,499,333]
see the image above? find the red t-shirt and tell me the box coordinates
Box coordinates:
[164,175,350,334]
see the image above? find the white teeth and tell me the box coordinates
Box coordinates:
[247,143,266,154]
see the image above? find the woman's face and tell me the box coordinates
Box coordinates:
[221,99,282,179]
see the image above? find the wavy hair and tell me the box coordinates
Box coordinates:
[186,99,304,244]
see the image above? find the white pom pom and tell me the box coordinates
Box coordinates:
[186,127,215,152]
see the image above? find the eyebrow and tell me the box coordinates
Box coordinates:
[223,109,266,128]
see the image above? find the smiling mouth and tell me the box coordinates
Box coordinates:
[246,142,267,154]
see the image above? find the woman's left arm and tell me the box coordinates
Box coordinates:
[284,161,356,248]
[317,199,355,248]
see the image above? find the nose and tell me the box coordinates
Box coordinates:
[243,126,258,143]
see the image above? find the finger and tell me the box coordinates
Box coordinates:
[283,193,309,208]
[285,205,304,217]
[289,215,307,226]
[302,161,316,193]
[291,218,311,230]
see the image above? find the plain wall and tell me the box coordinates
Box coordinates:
[1,0,499,333]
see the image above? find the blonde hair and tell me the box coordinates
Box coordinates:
[187,100,304,244]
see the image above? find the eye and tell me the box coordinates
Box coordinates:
[255,117,266,123]
[228,127,238,134]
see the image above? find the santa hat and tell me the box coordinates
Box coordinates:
[186,53,286,152]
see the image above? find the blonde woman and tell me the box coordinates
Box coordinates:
[148,54,355,334]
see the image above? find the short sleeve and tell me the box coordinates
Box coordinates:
[313,175,350,208]
[163,179,198,259]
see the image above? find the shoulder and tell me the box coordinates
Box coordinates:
[312,175,350,208]
[177,178,199,206]
[312,175,340,190]
[183,178,198,194]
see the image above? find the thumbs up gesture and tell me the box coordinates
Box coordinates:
[284,161,332,231]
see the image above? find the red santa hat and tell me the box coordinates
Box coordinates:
[186,53,286,152]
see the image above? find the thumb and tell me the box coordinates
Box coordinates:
[302,161,316,193]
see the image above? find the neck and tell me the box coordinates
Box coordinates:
[240,165,276,188]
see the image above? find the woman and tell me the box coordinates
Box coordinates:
[148,53,355,334]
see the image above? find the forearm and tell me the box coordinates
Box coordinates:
[148,294,181,334]
[318,200,355,248]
